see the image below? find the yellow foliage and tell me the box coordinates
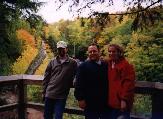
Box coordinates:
[35,36,42,49]
[49,25,61,39]
[34,57,50,75]
[31,28,36,34]
[97,38,105,45]
[43,26,50,39]
[12,45,38,74]
[132,33,153,42]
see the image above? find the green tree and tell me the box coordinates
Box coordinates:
[0,0,43,75]
[126,31,163,82]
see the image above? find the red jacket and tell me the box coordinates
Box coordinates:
[108,58,135,111]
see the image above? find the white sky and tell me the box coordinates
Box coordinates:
[37,0,127,23]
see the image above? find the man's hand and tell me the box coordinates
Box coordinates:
[78,100,86,109]
[120,100,127,111]
[42,94,45,102]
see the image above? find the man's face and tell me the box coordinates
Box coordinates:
[57,48,67,57]
[108,46,118,60]
[88,45,100,61]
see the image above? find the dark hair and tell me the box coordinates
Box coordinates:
[89,43,100,51]
[108,44,124,60]
[76,46,87,61]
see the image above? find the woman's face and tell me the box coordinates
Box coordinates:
[108,46,118,61]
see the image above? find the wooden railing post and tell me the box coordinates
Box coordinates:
[17,79,27,119]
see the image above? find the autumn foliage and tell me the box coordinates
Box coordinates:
[12,29,38,74]
[17,29,36,48]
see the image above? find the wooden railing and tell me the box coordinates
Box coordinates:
[0,75,163,119]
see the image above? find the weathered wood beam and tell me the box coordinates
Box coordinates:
[0,103,18,112]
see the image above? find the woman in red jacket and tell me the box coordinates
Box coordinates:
[108,44,135,119]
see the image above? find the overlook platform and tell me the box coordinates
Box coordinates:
[0,75,163,119]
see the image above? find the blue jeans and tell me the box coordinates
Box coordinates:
[108,108,130,119]
[44,97,66,119]
[84,109,110,119]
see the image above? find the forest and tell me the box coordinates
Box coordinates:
[0,0,163,118]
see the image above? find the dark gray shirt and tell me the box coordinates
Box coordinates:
[43,56,77,99]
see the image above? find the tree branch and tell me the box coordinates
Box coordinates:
[97,0,162,16]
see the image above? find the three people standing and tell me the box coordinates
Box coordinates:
[43,41,135,119]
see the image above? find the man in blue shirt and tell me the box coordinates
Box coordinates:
[74,43,109,119]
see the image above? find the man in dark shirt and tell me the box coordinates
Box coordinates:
[74,43,109,119]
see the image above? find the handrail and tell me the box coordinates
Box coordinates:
[0,75,163,119]
[0,103,18,112]
[1,75,163,89]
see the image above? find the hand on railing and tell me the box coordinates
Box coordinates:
[42,94,45,102]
